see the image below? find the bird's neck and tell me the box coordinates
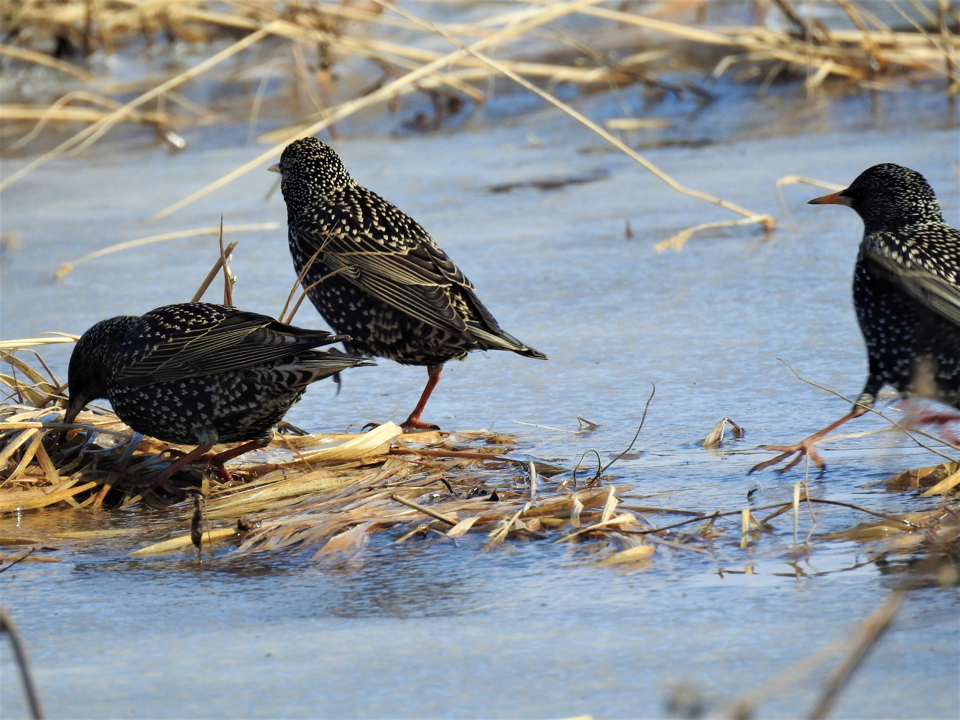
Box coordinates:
[861,197,945,234]
[284,176,354,221]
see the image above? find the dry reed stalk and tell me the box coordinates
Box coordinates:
[806,590,904,720]
[0,22,279,193]
[2,88,209,155]
[54,223,275,280]
[0,104,172,124]
[775,359,960,460]
[775,175,846,232]
[0,604,44,720]
[150,0,612,219]
[374,0,776,241]
[0,335,79,351]
[0,42,93,80]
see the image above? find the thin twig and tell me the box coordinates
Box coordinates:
[599,382,656,476]
[777,358,960,460]
[217,216,234,306]
[284,267,351,325]
[0,547,35,574]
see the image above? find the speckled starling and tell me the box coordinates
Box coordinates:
[270,137,547,430]
[754,163,960,473]
[64,302,371,483]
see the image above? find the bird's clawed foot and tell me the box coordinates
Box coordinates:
[111,466,186,496]
[749,438,827,475]
[400,417,441,432]
[749,408,866,475]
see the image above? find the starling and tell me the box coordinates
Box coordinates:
[754,163,960,473]
[64,302,371,484]
[270,137,546,430]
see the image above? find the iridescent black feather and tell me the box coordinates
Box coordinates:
[65,303,371,445]
[275,137,546,367]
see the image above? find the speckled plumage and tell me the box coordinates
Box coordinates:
[752,163,960,474]
[274,137,546,367]
[828,163,960,409]
[65,303,370,446]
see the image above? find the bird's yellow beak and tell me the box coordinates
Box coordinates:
[268,164,281,174]
[808,190,851,206]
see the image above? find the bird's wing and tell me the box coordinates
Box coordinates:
[863,230,960,328]
[114,304,342,387]
[295,192,497,342]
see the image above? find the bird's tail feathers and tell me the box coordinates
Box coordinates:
[290,351,375,383]
[469,326,547,360]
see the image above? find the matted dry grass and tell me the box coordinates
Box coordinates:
[0,343,956,571]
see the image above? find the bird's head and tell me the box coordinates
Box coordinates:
[268,137,353,218]
[809,163,943,231]
[64,317,132,424]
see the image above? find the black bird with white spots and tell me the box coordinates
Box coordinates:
[65,303,371,482]
[754,163,960,473]
[271,136,546,430]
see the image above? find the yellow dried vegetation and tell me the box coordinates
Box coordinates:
[1,334,956,571]
[0,347,659,565]
[3,0,959,245]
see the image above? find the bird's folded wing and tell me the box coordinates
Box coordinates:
[320,250,477,340]
[865,248,960,328]
[115,307,340,387]
[295,198,518,344]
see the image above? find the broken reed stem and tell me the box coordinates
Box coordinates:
[0,336,79,351]
[0,604,44,720]
[793,481,801,550]
[806,590,904,720]
[374,0,776,232]
[389,493,457,526]
[149,0,615,220]
[600,382,655,476]
[0,547,35,574]
[654,216,771,252]
[217,217,234,306]
[775,175,846,233]
[191,241,238,303]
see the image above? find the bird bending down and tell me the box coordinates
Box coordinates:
[753,163,960,474]
[65,303,371,488]
[271,137,546,431]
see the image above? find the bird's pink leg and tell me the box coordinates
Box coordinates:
[200,438,271,482]
[402,364,443,431]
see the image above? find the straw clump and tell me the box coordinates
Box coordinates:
[3,0,958,172]
[1,346,957,575]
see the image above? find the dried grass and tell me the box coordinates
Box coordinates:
[0,345,956,576]
[3,0,957,242]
